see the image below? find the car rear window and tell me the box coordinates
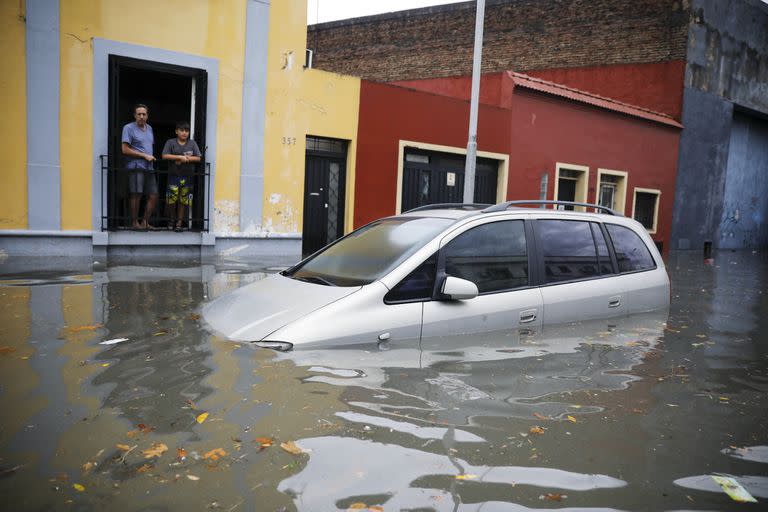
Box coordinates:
[605,224,656,272]
[286,217,453,286]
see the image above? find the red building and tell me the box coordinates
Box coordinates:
[354,72,681,248]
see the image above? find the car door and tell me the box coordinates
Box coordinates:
[534,218,627,325]
[421,218,543,340]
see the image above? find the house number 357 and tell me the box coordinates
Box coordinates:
[282,137,296,145]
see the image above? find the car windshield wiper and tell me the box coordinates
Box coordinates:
[294,275,336,286]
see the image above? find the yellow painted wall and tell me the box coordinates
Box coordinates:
[59,0,246,230]
[263,0,360,234]
[0,2,28,229]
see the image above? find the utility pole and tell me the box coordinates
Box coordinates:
[463,0,486,203]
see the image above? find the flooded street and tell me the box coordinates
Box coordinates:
[1,252,767,511]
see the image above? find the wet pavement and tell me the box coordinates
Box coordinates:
[0,251,766,511]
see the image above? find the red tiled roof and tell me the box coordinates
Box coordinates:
[507,71,683,128]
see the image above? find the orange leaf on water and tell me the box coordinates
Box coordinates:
[136,463,153,473]
[255,437,274,449]
[347,504,367,510]
[116,444,131,451]
[566,415,577,423]
[142,443,168,459]
[280,441,305,455]
[541,493,565,501]
[177,448,188,459]
[203,448,227,462]
[533,413,549,420]
[529,426,546,435]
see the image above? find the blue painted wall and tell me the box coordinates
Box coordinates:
[671,0,768,250]
[718,113,768,249]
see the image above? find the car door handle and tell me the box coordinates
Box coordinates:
[519,309,537,324]
[608,296,622,308]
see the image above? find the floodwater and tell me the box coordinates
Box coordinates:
[0,251,766,511]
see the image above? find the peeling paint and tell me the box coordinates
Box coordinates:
[269,193,282,204]
[214,199,240,235]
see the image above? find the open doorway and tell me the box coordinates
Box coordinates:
[106,56,208,231]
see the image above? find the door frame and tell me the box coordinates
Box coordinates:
[92,38,219,237]
[302,136,348,256]
[395,140,509,213]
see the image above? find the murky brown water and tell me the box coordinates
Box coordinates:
[0,251,766,511]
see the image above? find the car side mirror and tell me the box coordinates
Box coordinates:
[441,276,479,300]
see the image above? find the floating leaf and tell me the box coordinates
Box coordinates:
[73,483,85,492]
[368,507,384,512]
[255,437,273,449]
[142,443,168,459]
[100,363,110,367]
[186,474,200,481]
[529,426,546,435]
[136,463,153,473]
[455,474,478,480]
[177,448,188,460]
[153,330,169,336]
[566,415,577,423]
[196,412,209,424]
[540,493,566,501]
[280,441,305,455]
[137,423,154,433]
[81,462,94,473]
[0,346,17,355]
[347,504,367,510]
[184,399,196,409]
[204,448,227,462]
[66,324,103,333]
[116,444,131,451]
[711,475,757,503]
[189,313,201,321]
[533,413,549,420]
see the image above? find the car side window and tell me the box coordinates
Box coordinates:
[605,224,656,272]
[384,253,437,303]
[591,222,615,275]
[443,220,528,293]
[538,220,600,283]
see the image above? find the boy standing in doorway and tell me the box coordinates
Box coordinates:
[162,122,201,231]
[121,104,157,230]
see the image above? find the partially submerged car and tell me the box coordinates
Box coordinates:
[203,200,669,350]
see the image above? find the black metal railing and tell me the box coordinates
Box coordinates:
[100,155,210,232]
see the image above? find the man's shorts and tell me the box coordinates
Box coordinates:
[167,175,193,206]
[128,171,159,195]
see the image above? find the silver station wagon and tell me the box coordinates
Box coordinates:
[203,201,669,350]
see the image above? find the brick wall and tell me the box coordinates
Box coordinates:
[307,0,690,82]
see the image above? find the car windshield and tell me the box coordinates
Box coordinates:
[285,217,454,286]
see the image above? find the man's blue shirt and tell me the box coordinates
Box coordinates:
[121,122,154,170]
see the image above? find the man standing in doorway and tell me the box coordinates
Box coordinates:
[121,104,157,230]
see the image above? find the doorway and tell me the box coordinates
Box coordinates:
[302,136,348,257]
[107,55,208,230]
[401,149,499,212]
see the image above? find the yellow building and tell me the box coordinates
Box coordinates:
[0,0,360,258]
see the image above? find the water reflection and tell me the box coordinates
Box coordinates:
[0,252,767,511]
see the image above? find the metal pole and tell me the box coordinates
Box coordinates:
[463,0,486,203]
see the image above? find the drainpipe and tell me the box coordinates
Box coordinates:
[463,0,486,204]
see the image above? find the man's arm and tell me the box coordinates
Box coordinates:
[122,142,155,161]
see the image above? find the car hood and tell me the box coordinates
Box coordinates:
[202,274,361,342]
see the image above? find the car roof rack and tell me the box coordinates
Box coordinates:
[404,203,493,213]
[483,200,618,216]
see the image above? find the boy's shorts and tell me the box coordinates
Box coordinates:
[128,171,158,195]
[167,175,193,206]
